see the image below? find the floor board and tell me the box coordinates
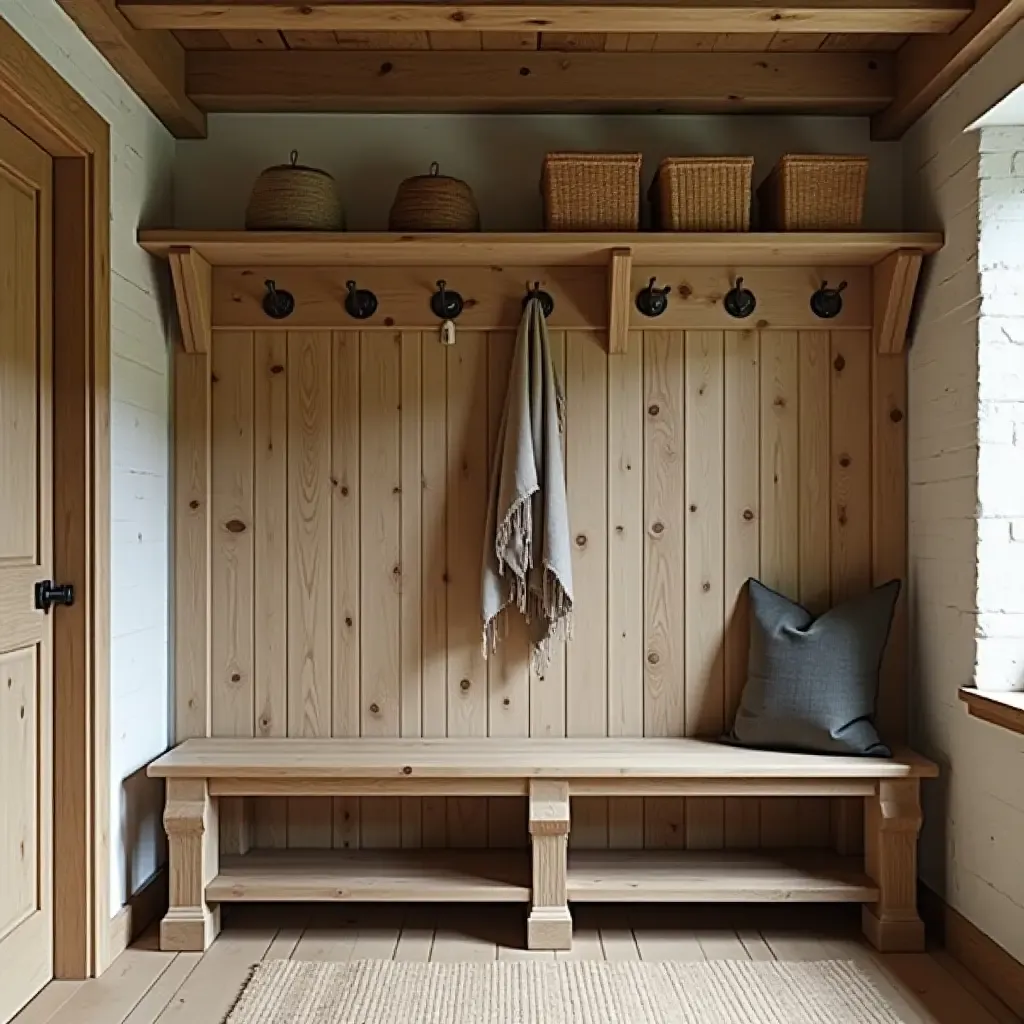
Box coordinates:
[11,905,1017,1024]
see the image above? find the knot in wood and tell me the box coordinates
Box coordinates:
[189,500,200,510]
[345,616,353,628]
[702,581,711,593]
[839,454,851,468]
[647,652,660,665]
[743,509,755,521]
[648,404,660,416]
[834,354,846,372]
[460,678,471,692]
[651,521,664,535]
[384,317,395,327]
[890,408,904,423]
[370,703,380,715]
[689,503,697,513]
[225,519,246,534]
[231,672,241,683]
[270,364,284,375]
[402,765,413,775]
[575,534,587,547]
[503,698,511,707]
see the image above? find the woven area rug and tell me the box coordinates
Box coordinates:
[225,959,904,1023]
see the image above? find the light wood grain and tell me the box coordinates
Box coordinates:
[608,248,632,354]
[873,250,922,354]
[683,330,725,850]
[253,332,288,848]
[643,330,686,850]
[141,231,943,267]
[758,331,800,848]
[287,332,333,847]
[168,247,211,353]
[124,1,968,35]
[331,332,362,850]
[722,331,760,848]
[360,331,403,849]
[958,689,1024,738]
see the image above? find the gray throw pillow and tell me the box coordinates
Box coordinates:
[729,578,899,757]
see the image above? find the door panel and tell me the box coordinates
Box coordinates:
[0,114,53,1023]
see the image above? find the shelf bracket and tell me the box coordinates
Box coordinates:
[873,249,922,355]
[169,245,212,354]
[608,247,633,355]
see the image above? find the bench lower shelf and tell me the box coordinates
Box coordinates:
[207,849,877,904]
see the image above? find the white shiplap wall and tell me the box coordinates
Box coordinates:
[0,2,175,913]
[903,22,1024,966]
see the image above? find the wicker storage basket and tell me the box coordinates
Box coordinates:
[650,156,754,231]
[389,162,480,232]
[245,151,344,231]
[757,154,868,231]
[543,152,642,231]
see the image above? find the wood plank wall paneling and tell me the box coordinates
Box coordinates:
[203,326,895,851]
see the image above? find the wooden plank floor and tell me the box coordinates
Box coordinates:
[12,905,1020,1024]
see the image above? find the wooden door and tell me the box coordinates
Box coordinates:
[0,115,53,1022]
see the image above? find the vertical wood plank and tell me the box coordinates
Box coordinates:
[831,330,872,855]
[759,330,799,848]
[872,351,908,745]
[400,331,424,848]
[253,332,288,849]
[331,331,361,850]
[486,330,530,849]
[420,332,448,848]
[287,331,332,848]
[360,331,402,849]
[643,330,685,849]
[607,331,644,849]
[446,330,489,847]
[211,331,254,854]
[565,330,609,851]
[797,330,833,848]
[723,330,760,848]
[684,330,725,850]
[530,330,568,741]
[174,349,211,741]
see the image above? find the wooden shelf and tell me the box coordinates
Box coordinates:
[139,230,943,268]
[567,851,878,903]
[959,688,1024,737]
[209,849,531,903]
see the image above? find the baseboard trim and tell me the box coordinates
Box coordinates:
[107,866,169,964]
[920,883,1024,1018]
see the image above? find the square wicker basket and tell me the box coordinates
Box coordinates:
[542,152,642,231]
[757,154,869,231]
[650,156,754,231]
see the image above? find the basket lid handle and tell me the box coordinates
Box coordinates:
[430,161,440,176]
[290,150,299,166]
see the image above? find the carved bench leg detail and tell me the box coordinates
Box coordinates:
[862,778,925,952]
[161,778,221,952]
[528,780,572,951]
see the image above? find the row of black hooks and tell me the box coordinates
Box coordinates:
[261,278,555,322]
[635,277,849,321]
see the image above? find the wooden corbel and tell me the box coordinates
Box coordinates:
[169,245,212,353]
[608,247,633,355]
[873,249,922,355]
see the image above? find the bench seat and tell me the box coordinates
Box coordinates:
[148,737,936,955]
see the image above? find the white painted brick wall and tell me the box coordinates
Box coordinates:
[0,1,175,914]
[905,20,1024,968]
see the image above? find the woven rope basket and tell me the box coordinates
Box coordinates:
[758,154,868,231]
[245,151,344,231]
[651,156,754,231]
[543,153,642,231]
[389,163,480,232]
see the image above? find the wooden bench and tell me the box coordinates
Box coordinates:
[148,738,937,954]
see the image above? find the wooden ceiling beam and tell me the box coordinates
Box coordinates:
[187,49,894,113]
[872,0,1024,138]
[120,0,969,36]
[55,0,206,137]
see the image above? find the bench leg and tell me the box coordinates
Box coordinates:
[527,780,572,951]
[161,779,221,952]
[862,779,925,952]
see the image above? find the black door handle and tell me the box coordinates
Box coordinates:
[35,580,75,613]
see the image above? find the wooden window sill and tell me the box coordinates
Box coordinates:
[959,688,1024,737]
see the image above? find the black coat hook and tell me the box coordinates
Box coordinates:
[345,280,378,320]
[724,276,757,319]
[810,280,847,320]
[523,282,554,318]
[431,280,464,320]
[636,277,671,318]
[262,280,295,320]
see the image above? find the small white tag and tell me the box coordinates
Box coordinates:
[440,320,457,346]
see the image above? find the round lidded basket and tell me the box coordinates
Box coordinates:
[245,151,345,231]
[389,162,480,232]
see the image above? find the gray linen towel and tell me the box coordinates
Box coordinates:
[481,297,574,671]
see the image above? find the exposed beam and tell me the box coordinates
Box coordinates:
[187,50,894,114]
[873,0,1024,138]
[119,0,969,34]
[56,0,206,137]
